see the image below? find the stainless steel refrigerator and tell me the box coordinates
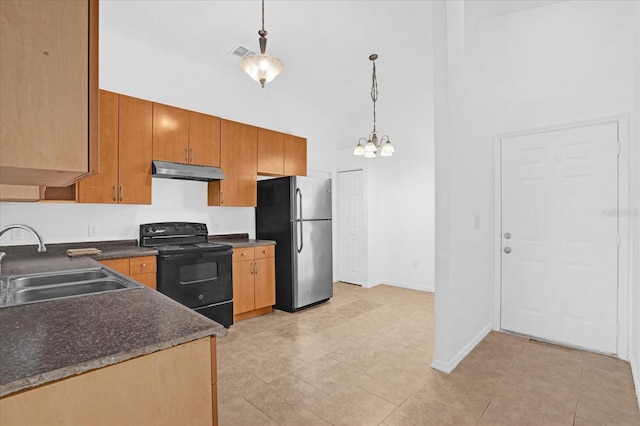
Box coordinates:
[256,176,333,312]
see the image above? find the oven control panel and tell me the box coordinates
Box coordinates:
[139,222,209,246]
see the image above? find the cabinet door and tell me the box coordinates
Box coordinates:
[152,103,189,163]
[283,135,307,176]
[131,272,157,290]
[0,0,98,187]
[254,257,275,309]
[100,259,130,276]
[118,95,152,205]
[209,120,257,207]
[78,90,119,203]
[257,128,284,176]
[232,259,255,315]
[189,112,220,167]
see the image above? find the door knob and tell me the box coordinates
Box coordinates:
[504,232,511,239]
[504,247,512,254]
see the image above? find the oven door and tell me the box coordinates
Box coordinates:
[157,250,232,308]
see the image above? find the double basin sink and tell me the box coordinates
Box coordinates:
[0,267,142,307]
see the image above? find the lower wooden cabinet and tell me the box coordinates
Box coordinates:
[232,245,275,322]
[0,337,218,426]
[101,255,157,290]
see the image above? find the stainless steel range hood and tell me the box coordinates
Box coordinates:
[152,161,225,182]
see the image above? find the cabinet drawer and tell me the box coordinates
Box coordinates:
[254,245,275,259]
[232,247,255,262]
[130,256,157,274]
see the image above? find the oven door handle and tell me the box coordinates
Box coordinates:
[180,277,218,285]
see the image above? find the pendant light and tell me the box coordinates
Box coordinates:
[240,0,284,88]
[353,54,395,158]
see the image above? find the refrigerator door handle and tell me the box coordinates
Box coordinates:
[296,187,304,253]
[297,221,304,253]
[296,187,302,221]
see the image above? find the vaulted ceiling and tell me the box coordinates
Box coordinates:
[101,0,565,116]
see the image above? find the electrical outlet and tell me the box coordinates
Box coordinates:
[88,224,98,237]
[11,229,24,240]
[474,214,480,230]
[215,224,222,231]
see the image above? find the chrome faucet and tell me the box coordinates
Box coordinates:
[0,224,47,252]
[0,224,46,276]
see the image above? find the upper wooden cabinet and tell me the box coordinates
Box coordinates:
[0,0,98,187]
[78,91,152,205]
[257,128,284,176]
[284,134,307,176]
[189,111,221,167]
[208,120,257,207]
[153,103,220,167]
[257,129,307,177]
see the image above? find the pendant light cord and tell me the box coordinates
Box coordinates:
[262,0,265,32]
[371,59,378,134]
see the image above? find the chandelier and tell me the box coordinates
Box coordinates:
[353,54,394,158]
[240,0,284,88]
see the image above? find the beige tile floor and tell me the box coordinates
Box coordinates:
[217,282,640,425]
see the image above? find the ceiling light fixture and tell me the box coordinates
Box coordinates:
[240,0,284,88]
[353,54,394,158]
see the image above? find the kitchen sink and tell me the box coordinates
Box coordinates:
[9,269,111,289]
[0,267,142,307]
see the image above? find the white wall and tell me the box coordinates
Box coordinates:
[431,0,494,373]
[0,29,339,246]
[631,0,640,409]
[432,0,639,375]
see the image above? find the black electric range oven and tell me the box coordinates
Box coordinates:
[140,222,233,328]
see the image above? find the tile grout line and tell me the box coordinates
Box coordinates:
[477,337,530,421]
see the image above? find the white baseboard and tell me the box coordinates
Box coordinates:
[431,322,492,373]
[632,355,640,411]
[362,280,434,292]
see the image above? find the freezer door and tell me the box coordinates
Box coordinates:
[293,177,332,221]
[293,219,333,309]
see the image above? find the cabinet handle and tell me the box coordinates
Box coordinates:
[112,186,116,202]
[185,148,188,162]
[221,192,224,205]
[141,263,147,268]
[249,262,254,274]
[189,148,193,162]
[119,186,123,202]
[262,250,267,254]
[255,262,259,274]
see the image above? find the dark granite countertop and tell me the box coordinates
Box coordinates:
[0,239,157,261]
[0,253,226,397]
[209,233,276,248]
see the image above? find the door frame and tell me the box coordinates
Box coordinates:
[492,114,630,359]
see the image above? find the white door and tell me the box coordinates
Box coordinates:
[337,170,364,285]
[501,122,619,354]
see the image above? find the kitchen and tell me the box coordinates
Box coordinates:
[1,0,640,425]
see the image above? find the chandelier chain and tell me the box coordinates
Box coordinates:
[261,0,265,31]
[371,60,378,134]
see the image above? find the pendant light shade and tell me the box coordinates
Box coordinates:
[242,0,284,88]
[241,54,284,88]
